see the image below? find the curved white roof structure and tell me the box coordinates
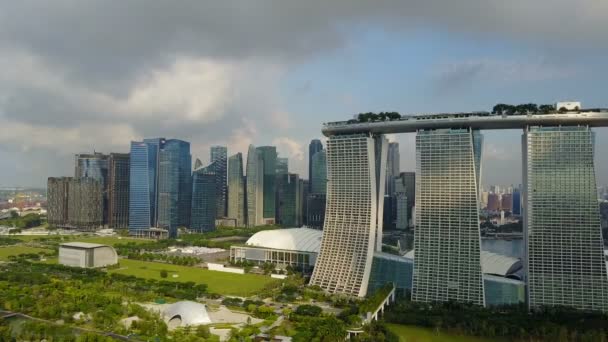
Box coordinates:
[402,250,521,277]
[245,228,322,253]
[163,301,211,327]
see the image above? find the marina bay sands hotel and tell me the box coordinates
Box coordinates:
[310,105,608,312]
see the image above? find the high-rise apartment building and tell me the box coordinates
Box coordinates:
[487,193,500,211]
[228,153,246,227]
[108,153,130,228]
[412,128,484,306]
[157,139,192,237]
[246,145,264,227]
[191,163,217,233]
[257,146,277,221]
[75,152,109,223]
[67,178,104,230]
[500,193,513,212]
[210,146,228,218]
[523,126,608,312]
[276,173,300,227]
[310,150,327,194]
[47,177,70,227]
[276,157,288,175]
[309,139,323,192]
[310,134,387,297]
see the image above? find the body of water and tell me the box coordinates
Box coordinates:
[482,238,523,259]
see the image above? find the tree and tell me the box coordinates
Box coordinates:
[160,269,168,278]
[559,107,568,113]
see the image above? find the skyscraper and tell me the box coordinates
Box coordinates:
[399,172,416,218]
[394,176,408,230]
[246,145,264,227]
[228,153,246,227]
[523,126,608,312]
[310,150,327,194]
[47,177,70,227]
[257,146,277,221]
[276,173,300,227]
[194,158,203,170]
[67,177,104,231]
[129,139,161,232]
[108,153,130,229]
[191,163,217,233]
[308,139,323,192]
[512,187,521,215]
[306,193,326,229]
[75,152,109,224]
[386,142,400,196]
[210,146,228,218]
[276,157,288,175]
[310,134,387,297]
[157,139,192,237]
[412,128,484,306]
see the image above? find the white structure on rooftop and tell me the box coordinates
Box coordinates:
[404,250,522,278]
[59,242,118,268]
[163,301,211,328]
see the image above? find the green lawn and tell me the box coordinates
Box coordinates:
[11,235,151,246]
[108,258,279,296]
[0,246,52,261]
[386,324,501,342]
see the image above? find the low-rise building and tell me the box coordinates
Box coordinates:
[58,242,118,268]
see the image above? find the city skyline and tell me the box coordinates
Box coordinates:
[2,2,608,188]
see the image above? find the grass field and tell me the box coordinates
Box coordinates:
[386,324,500,342]
[11,235,151,246]
[0,246,52,261]
[108,259,279,296]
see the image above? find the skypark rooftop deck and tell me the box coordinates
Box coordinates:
[322,110,608,136]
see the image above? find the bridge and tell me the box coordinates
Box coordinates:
[322,111,608,136]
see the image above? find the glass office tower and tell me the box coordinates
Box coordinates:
[246,145,264,227]
[310,134,387,297]
[108,153,130,228]
[210,146,228,218]
[157,139,191,237]
[309,139,323,191]
[191,163,217,232]
[276,173,300,226]
[129,140,160,232]
[228,153,246,227]
[523,126,608,312]
[310,150,327,195]
[257,146,277,220]
[412,128,485,306]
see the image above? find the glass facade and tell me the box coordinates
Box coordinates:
[246,145,264,227]
[129,140,157,231]
[386,142,400,196]
[394,177,408,230]
[368,253,413,296]
[483,275,526,307]
[191,164,217,232]
[157,139,191,237]
[413,128,485,306]
[310,150,327,194]
[310,134,387,297]
[306,193,326,229]
[228,153,246,227]
[309,139,323,191]
[276,157,288,175]
[276,173,299,226]
[108,153,129,228]
[523,126,608,311]
[75,152,109,224]
[257,146,277,219]
[210,146,228,218]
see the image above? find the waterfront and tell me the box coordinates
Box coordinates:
[482,238,523,259]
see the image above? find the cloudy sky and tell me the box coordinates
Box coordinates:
[1,1,608,188]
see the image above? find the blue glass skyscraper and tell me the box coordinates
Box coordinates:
[129,140,160,232]
[191,163,217,232]
[158,139,191,237]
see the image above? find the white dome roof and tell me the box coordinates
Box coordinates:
[245,228,322,253]
[401,250,521,277]
[163,301,211,326]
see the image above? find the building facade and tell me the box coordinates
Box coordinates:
[67,178,104,230]
[308,139,323,192]
[523,126,608,312]
[310,150,327,195]
[74,152,109,223]
[310,134,387,297]
[276,157,288,175]
[412,128,485,306]
[210,146,228,218]
[191,164,217,233]
[394,176,408,230]
[129,139,161,232]
[246,145,264,227]
[228,153,246,227]
[276,173,300,227]
[157,139,192,237]
[47,177,70,227]
[306,193,326,229]
[257,146,277,221]
[386,142,400,196]
[108,153,129,229]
